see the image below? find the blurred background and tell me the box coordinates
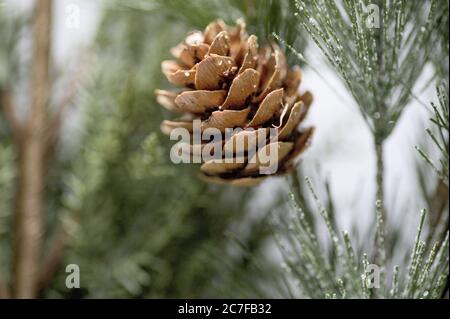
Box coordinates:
[0,0,448,298]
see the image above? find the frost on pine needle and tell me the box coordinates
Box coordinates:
[275,178,449,299]
[266,0,448,299]
[276,3,446,267]
[292,0,439,138]
[416,86,449,186]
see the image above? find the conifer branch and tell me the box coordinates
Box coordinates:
[44,58,85,155]
[416,85,449,186]
[275,177,449,298]
[38,228,67,292]
[12,0,53,298]
[286,0,442,267]
[292,0,438,136]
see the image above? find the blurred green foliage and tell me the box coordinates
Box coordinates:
[0,1,293,298]
[2,0,446,299]
[44,0,311,298]
[44,5,275,298]
[116,0,308,64]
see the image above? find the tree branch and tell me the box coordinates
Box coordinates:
[374,136,387,297]
[12,0,53,298]
[38,228,67,292]
[45,63,84,153]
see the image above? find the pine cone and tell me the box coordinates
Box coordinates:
[156,19,314,186]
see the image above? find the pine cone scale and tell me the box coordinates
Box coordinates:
[174,90,227,114]
[207,31,230,56]
[221,68,260,110]
[195,55,236,90]
[247,88,284,127]
[202,108,250,132]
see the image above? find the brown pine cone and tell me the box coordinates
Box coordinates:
[156,19,314,186]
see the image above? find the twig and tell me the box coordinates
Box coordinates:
[45,59,85,153]
[374,136,387,297]
[38,228,67,292]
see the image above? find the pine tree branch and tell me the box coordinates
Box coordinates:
[374,138,386,232]
[373,135,387,298]
[39,61,86,291]
[38,228,67,292]
[45,56,86,154]
[12,0,53,298]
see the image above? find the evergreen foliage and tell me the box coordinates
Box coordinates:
[416,86,449,186]
[47,9,264,298]
[0,0,448,299]
[292,0,440,138]
[275,179,449,298]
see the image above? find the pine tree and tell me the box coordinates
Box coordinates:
[0,0,448,299]
[269,0,449,298]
